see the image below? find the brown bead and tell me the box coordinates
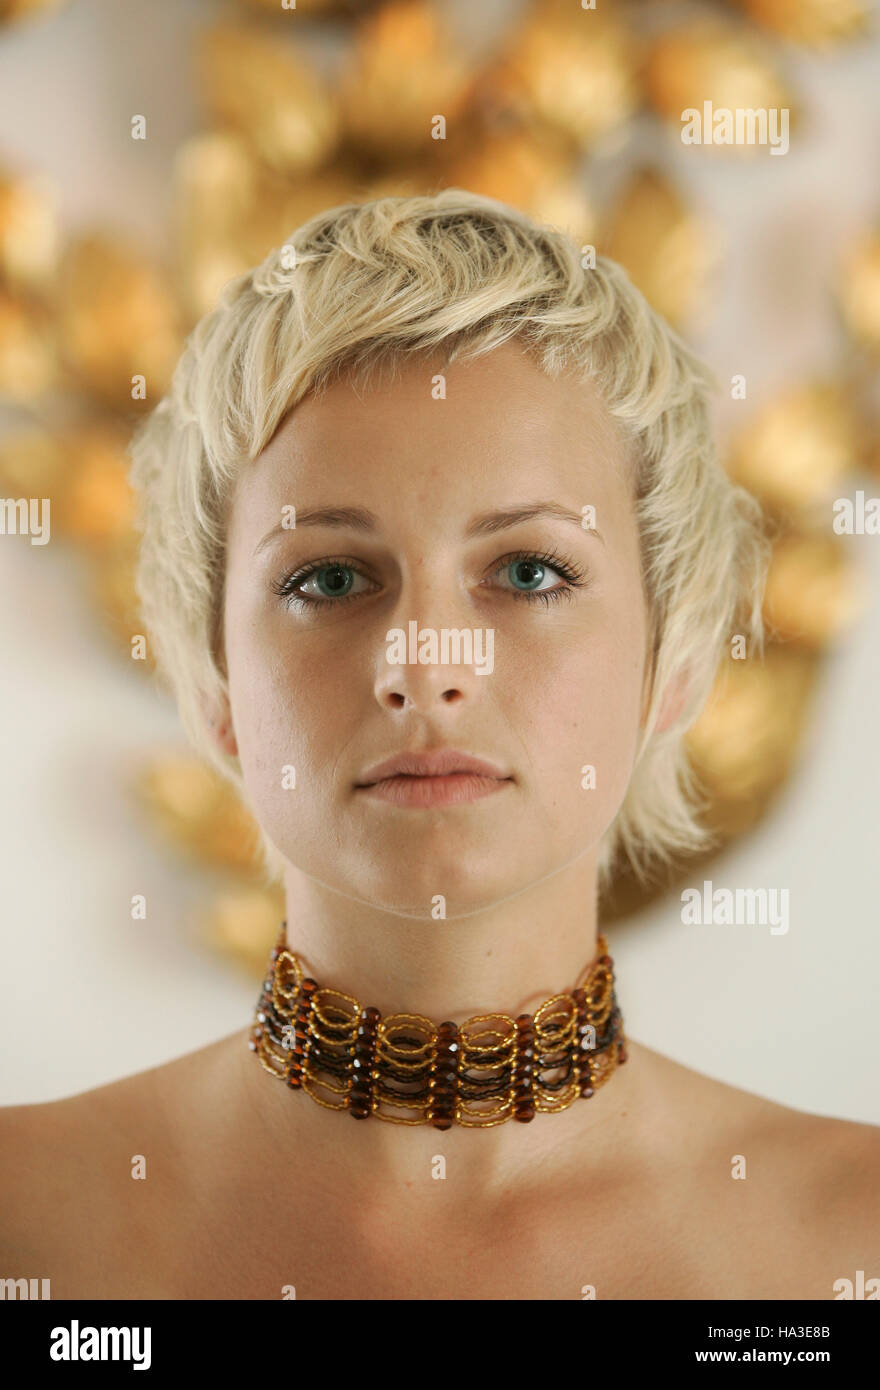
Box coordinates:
[430,1111,454,1131]
[578,1056,594,1096]
[349,1101,371,1119]
[513,1102,535,1122]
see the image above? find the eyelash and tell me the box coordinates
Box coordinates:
[270,548,590,612]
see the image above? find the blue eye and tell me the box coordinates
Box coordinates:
[298,564,365,602]
[271,549,589,612]
[270,560,370,611]
[497,554,578,602]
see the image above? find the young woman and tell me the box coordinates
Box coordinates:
[2,190,877,1300]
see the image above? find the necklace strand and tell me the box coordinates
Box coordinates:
[249,922,627,1128]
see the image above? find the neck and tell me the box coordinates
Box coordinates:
[240,851,639,1208]
[279,851,602,1021]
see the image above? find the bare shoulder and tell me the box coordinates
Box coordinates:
[0,1090,115,1279]
[0,1039,204,1175]
[639,1039,880,1191]
[0,1068,157,1249]
[0,1035,237,1296]
[627,1042,880,1296]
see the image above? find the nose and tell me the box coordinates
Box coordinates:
[372,572,492,713]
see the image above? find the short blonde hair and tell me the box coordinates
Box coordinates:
[128,188,769,899]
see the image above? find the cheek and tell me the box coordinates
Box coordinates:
[504,617,644,805]
[225,598,357,782]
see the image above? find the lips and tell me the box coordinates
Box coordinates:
[356,748,511,787]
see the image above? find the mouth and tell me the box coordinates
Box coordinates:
[356,749,511,785]
[355,770,513,809]
[354,749,513,807]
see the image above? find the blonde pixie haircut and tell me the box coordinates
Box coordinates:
[128,188,770,899]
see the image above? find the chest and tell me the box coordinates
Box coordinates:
[58,1160,827,1300]
[132,1193,787,1301]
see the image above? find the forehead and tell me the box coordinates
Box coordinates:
[229,339,635,533]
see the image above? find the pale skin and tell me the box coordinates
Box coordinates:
[2,340,878,1299]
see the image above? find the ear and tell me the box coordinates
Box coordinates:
[648,667,690,733]
[201,688,239,758]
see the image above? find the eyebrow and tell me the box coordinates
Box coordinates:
[253,501,605,556]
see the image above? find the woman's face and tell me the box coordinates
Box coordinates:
[219,340,652,916]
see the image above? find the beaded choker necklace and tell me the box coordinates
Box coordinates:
[250,923,627,1129]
